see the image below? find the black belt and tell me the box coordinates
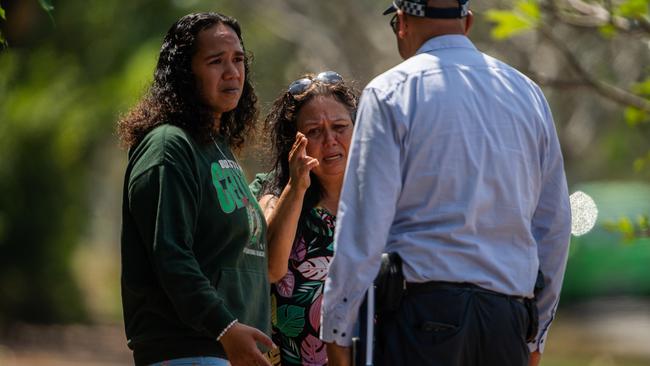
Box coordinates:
[405,280,528,304]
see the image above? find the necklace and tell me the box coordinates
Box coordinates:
[209,133,228,158]
[210,133,243,170]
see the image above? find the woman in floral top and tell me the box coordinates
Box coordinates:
[252,71,358,365]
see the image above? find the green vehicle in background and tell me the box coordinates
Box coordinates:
[542,181,650,366]
[562,181,650,303]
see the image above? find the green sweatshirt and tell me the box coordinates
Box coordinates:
[120,124,270,365]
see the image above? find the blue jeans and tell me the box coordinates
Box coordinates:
[149,356,229,366]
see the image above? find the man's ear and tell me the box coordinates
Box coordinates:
[397,10,408,38]
[464,11,474,35]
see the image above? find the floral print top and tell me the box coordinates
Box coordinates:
[267,207,335,366]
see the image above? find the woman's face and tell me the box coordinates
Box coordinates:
[191,23,245,119]
[296,95,354,182]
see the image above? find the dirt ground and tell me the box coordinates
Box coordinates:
[0,298,648,366]
[0,323,131,366]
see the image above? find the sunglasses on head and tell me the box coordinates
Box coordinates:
[287,71,344,96]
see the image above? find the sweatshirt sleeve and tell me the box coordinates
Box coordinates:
[128,161,236,338]
[248,172,271,199]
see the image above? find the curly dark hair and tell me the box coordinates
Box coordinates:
[262,74,359,213]
[117,12,258,149]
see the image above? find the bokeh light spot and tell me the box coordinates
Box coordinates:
[570,191,598,236]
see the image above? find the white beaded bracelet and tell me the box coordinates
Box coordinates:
[217,319,239,341]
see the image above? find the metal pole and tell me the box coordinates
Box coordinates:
[365,285,374,366]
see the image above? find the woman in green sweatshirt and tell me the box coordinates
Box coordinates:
[117,12,272,366]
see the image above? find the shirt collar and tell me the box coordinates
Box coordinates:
[415,34,477,56]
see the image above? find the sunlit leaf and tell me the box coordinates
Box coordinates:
[485,10,534,39]
[516,0,540,20]
[598,24,617,39]
[617,217,636,241]
[0,5,6,20]
[631,78,650,96]
[485,1,540,40]
[38,0,56,26]
[38,0,55,12]
[616,0,650,18]
[624,107,648,126]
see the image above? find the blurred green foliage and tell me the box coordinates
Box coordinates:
[485,0,540,39]
[486,0,650,178]
[0,3,6,49]
[37,0,54,24]
[0,0,305,326]
[0,0,53,47]
[0,0,179,326]
[603,215,650,240]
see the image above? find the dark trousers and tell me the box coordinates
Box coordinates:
[374,282,530,366]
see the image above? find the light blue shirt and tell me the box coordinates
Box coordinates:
[321,35,571,353]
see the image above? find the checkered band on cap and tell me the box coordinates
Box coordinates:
[400,0,427,17]
[459,0,470,17]
[392,0,470,18]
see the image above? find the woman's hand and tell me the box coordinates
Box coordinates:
[220,322,275,366]
[288,132,319,192]
[264,132,319,283]
[325,342,352,366]
[529,351,541,366]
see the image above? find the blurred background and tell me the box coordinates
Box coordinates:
[0,0,649,365]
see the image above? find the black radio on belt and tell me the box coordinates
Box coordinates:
[374,252,405,315]
[524,270,545,343]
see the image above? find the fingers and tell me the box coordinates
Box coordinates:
[289,133,303,158]
[249,329,273,366]
[288,133,317,172]
[252,328,276,350]
[306,157,319,169]
[297,135,307,158]
[225,325,274,366]
[290,132,307,160]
